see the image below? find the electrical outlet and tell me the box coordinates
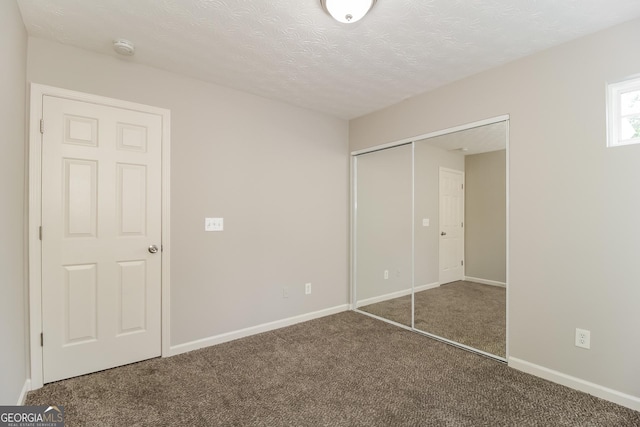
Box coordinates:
[305,283,312,295]
[575,328,590,349]
[205,217,224,231]
[384,270,389,280]
[282,287,289,299]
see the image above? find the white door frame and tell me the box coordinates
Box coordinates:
[28,84,172,390]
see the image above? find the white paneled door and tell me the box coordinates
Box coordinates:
[41,95,162,383]
[439,168,464,285]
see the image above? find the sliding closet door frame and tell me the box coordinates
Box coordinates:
[411,142,416,330]
[350,114,510,362]
[351,145,414,331]
[350,156,357,310]
[505,119,511,362]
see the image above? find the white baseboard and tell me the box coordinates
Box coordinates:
[414,282,441,293]
[167,304,349,357]
[465,276,506,288]
[356,288,411,308]
[356,282,439,308]
[17,379,30,405]
[509,357,640,411]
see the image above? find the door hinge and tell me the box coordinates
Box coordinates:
[461,260,464,266]
[461,222,464,228]
[40,119,44,134]
[461,183,464,190]
[39,226,42,240]
[40,333,43,347]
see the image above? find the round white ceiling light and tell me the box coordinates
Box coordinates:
[320,0,377,24]
[113,39,135,56]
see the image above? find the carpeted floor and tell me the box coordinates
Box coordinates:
[360,281,506,357]
[359,290,413,327]
[27,311,639,426]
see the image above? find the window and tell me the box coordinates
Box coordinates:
[607,76,640,147]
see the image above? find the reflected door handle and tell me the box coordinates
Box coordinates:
[148,245,159,254]
[440,232,447,236]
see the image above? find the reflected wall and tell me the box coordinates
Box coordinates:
[355,144,412,327]
[465,150,506,284]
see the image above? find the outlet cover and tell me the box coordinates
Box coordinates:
[575,328,591,349]
[205,217,224,231]
[305,283,312,295]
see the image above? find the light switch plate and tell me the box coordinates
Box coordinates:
[205,217,224,231]
[423,218,430,227]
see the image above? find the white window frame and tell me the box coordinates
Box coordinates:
[607,76,640,148]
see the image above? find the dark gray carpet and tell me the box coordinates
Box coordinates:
[359,290,413,327]
[27,312,639,426]
[360,281,506,357]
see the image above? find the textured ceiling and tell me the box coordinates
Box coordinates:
[16,0,640,119]
[420,121,507,156]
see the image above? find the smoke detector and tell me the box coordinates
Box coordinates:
[113,39,135,56]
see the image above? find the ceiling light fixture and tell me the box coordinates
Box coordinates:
[321,0,377,24]
[113,39,135,56]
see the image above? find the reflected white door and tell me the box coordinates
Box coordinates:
[439,168,464,285]
[41,95,162,383]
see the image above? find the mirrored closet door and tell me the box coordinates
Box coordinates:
[354,143,413,327]
[353,118,508,361]
[413,121,507,359]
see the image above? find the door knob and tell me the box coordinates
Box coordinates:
[440,232,446,236]
[148,245,159,254]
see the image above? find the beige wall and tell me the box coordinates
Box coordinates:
[464,150,506,283]
[414,142,464,286]
[350,18,640,399]
[355,144,412,302]
[0,0,28,405]
[27,38,349,346]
